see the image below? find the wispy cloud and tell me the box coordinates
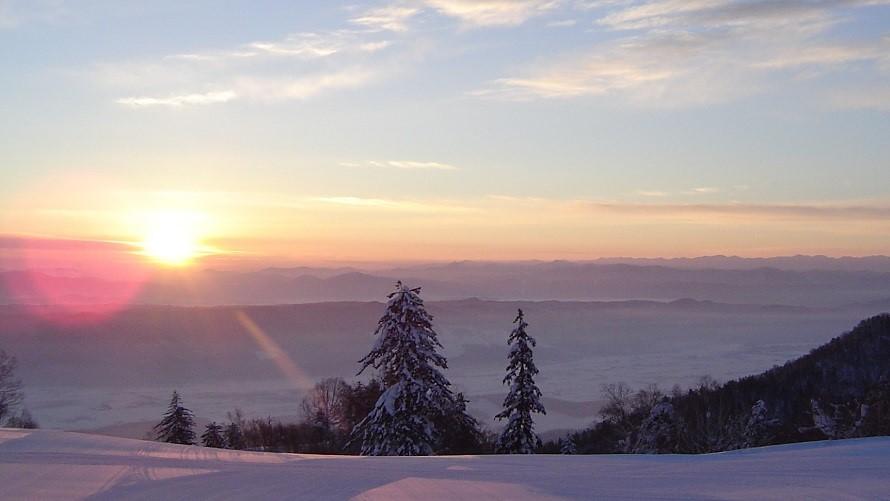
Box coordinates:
[164,30,394,63]
[115,90,237,108]
[111,66,377,107]
[594,0,888,31]
[342,160,459,171]
[423,0,562,27]
[312,196,472,213]
[360,40,393,52]
[100,27,404,108]
[481,195,890,222]
[830,86,890,111]
[232,68,376,102]
[573,201,890,221]
[0,235,134,252]
[350,0,564,31]
[474,0,890,106]
[473,31,723,104]
[350,5,420,32]
[753,43,887,70]
[381,160,458,170]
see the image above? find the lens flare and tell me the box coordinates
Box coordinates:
[235,311,313,390]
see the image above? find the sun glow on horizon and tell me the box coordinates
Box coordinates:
[139,211,207,266]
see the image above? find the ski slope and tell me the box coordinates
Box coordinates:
[1,428,888,500]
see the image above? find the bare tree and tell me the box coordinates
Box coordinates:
[696,375,720,391]
[0,350,24,424]
[301,377,349,433]
[599,382,633,424]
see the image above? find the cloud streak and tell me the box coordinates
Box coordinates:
[483,195,890,222]
[100,26,403,108]
[350,5,420,32]
[115,90,237,108]
[474,0,890,107]
[312,196,473,213]
[340,160,459,170]
[572,201,890,221]
[423,0,561,27]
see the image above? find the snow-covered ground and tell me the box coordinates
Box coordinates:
[2,428,888,500]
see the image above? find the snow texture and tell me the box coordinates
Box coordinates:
[2,428,890,500]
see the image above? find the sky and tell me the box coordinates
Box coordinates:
[1,0,889,267]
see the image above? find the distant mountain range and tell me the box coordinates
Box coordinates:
[586,255,890,272]
[3,256,890,307]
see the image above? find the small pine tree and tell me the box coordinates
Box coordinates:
[154,390,196,445]
[560,436,577,454]
[495,309,546,454]
[201,422,226,448]
[350,282,463,456]
[742,400,780,448]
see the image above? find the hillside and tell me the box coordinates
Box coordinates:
[674,313,890,448]
[570,314,890,454]
[1,428,888,500]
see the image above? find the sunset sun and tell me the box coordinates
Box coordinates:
[139,211,205,266]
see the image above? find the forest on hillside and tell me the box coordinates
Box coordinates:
[568,314,890,454]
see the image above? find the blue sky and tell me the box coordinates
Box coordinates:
[1,0,889,263]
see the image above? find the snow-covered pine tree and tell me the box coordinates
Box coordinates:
[495,309,546,454]
[350,282,461,456]
[560,436,577,454]
[153,390,196,445]
[201,422,226,448]
[742,400,780,448]
[631,399,689,453]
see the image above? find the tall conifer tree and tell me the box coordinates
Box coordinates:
[351,282,463,456]
[495,309,546,454]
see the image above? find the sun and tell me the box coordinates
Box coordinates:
[139,211,204,266]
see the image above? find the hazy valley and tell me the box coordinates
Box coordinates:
[4,289,885,435]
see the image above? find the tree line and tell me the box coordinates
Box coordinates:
[155,282,545,455]
[150,284,890,456]
[564,314,890,454]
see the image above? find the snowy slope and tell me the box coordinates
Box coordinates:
[1,428,889,500]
